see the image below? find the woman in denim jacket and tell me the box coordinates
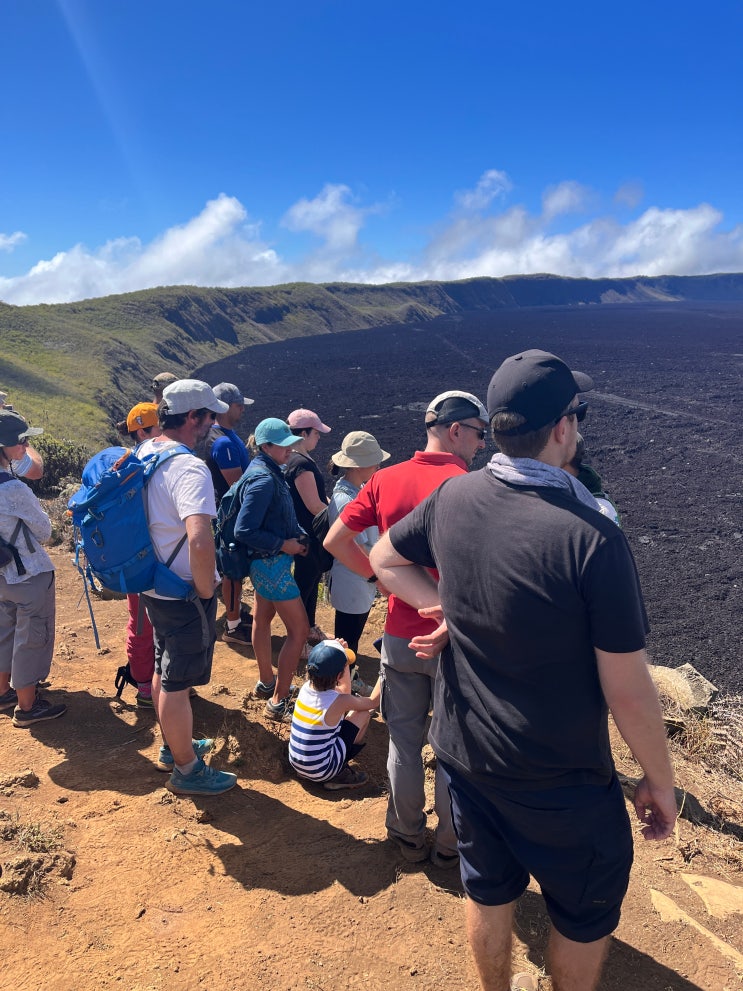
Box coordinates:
[234,418,309,722]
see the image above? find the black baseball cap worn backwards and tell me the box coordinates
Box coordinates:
[487,349,594,434]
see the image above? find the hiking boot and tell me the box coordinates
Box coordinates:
[386,830,428,863]
[0,688,18,711]
[254,679,277,700]
[430,847,460,870]
[264,696,295,723]
[351,670,373,697]
[221,622,252,646]
[12,697,67,728]
[323,765,368,791]
[135,691,154,709]
[307,624,329,646]
[156,738,214,771]
[165,758,237,796]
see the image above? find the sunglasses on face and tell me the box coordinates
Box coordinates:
[557,401,588,424]
[458,423,487,440]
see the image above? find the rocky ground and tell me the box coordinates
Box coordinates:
[202,301,743,691]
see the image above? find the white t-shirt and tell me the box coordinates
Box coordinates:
[138,437,218,595]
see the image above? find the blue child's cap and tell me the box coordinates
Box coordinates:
[307,640,349,677]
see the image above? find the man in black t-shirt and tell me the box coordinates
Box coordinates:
[371,350,676,991]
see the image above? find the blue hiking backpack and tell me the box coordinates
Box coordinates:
[68,444,194,599]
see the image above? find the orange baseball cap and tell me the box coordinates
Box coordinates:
[126,402,159,432]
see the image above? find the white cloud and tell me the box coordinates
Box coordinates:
[281,183,367,253]
[0,195,286,305]
[1,177,742,305]
[541,181,590,221]
[614,181,644,210]
[455,170,512,211]
[0,231,26,252]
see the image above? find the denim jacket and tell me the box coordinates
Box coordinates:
[233,454,304,556]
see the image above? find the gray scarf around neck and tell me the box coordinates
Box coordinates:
[487,452,601,511]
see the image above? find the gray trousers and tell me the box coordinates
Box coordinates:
[380,632,457,855]
[0,570,56,690]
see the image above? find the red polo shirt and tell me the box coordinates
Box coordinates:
[340,450,468,639]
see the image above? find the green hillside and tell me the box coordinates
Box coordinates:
[1,273,742,447]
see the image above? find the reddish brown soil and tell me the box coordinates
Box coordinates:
[1,544,741,991]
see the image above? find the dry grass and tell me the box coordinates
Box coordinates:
[661,692,743,782]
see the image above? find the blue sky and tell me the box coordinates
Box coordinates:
[1,0,742,304]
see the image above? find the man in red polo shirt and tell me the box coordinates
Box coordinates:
[324,390,488,867]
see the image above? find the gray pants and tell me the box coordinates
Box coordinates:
[380,632,457,856]
[0,570,56,690]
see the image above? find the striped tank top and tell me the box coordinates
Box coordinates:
[288,684,346,782]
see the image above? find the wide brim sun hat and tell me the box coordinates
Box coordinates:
[331,431,390,469]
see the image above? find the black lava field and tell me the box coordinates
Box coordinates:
[199,301,743,694]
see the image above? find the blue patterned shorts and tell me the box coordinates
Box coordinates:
[249,553,300,602]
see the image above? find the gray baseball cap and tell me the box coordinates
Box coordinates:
[213,383,254,406]
[0,409,43,447]
[426,390,488,427]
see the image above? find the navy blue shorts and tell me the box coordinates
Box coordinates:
[144,594,217,693]
[440,761,633,943]
[338,718,364,762]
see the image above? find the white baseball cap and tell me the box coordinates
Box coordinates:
[162,379,229,415]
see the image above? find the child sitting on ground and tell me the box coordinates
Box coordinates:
[289,639,380,791]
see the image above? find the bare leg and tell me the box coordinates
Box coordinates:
[547,927,609,991]
[466,897,516,991]
[271,596,309,702]
[251,592,277,685]
[15,683,38,711]
[345,708,372,741]
[156,685,194,766]
[222,577,242,623]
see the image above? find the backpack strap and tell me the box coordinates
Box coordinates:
[142,444,193,569]
[0,472,36,576]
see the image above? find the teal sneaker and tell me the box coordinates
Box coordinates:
[166,758,237,796]
[156,738,214,771]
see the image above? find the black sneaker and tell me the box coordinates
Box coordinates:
[0,688,18,711]
[386,829,428,863]
[322,765,368,791]
[264,696,295,723]
[254,679,277,700]
[12,697,67,728]
[221,622,252,646]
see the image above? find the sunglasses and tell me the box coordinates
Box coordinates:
[458,423,487,441]
[557,401,588,424]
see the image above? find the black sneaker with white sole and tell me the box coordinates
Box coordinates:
[264,695,295,723]
[12,697,67,728]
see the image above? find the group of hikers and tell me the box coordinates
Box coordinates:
[0,351,677,991]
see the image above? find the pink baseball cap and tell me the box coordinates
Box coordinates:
[287,408,331,433]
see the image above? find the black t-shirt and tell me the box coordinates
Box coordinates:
[284,452,327,537]
[389,468,649,790]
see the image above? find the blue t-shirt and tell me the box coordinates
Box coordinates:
[205,426,250,503]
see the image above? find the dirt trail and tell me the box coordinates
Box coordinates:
[0,544,741,991]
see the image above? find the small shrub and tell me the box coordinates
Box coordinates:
[28,437,92,498]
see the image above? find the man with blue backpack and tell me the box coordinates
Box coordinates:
[136,380,238,796]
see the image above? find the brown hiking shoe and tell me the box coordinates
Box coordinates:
[322,765,368,791]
